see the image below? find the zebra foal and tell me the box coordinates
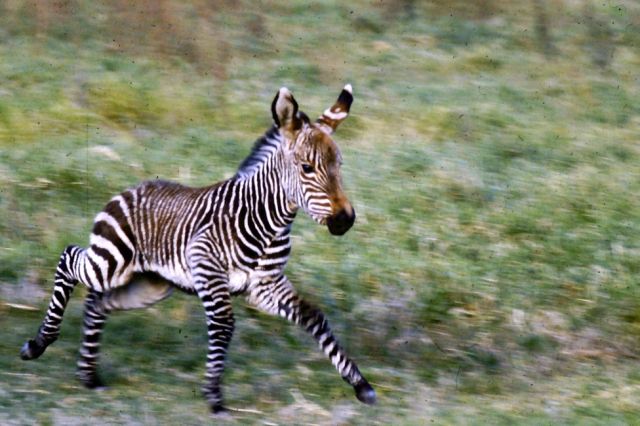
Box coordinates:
[20,85,376,413]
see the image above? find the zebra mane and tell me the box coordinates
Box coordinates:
[235,126,283,179]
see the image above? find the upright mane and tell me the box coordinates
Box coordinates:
[235,126,282,179]
[235,110,312,180]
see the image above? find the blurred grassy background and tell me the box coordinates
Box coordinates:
[1,0,640,424]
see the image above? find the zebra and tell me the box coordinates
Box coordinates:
[20,85,376,413]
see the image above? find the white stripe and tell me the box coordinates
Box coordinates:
[113,195,131,219]
[94,212,135,253]
[90,234,125,271]
[323,108,348,120]
[87,251,109,289]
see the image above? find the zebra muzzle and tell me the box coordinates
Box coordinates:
[326,208,355,236]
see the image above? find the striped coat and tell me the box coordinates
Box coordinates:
[21,85,376,413]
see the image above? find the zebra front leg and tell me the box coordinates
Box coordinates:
[77,275,175,389]
[20,245,83,360]
[247,275,376,405]
[192,267,235,414]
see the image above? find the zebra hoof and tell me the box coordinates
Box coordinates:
[20,339,46,360]
[354,380,377,405]
[81,375,107,390]
[210,405,232,419]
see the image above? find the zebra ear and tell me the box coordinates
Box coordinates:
[272,87,301,131]
[316,84,353,135]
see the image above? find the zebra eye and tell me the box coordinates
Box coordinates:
[301,163,314,174]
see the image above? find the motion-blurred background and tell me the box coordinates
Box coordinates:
[1,1,639,423]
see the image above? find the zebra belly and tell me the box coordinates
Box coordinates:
[228,269,249,293]
[137,262,194,292]
[228,268,279,295]
[131,253,282,295]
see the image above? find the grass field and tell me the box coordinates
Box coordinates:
[1,1,640,424]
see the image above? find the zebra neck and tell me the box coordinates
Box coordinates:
[232,127,297,237]
[238,146,297,235]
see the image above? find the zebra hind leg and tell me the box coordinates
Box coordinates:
[77,275,175,389]
[76,290,108,389]
[20,245,83,360]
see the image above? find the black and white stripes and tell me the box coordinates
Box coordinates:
[21,85,375,413]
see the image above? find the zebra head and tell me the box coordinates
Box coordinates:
[272,85,356,236]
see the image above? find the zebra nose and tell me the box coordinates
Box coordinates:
[327,208,356,236]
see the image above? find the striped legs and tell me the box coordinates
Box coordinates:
[246,274,376,404]
[76,290,108,388]
[20,245,83,360]
[77,275,175,389]
[190,261,235,414]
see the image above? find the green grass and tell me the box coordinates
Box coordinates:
[2,0,640,424]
